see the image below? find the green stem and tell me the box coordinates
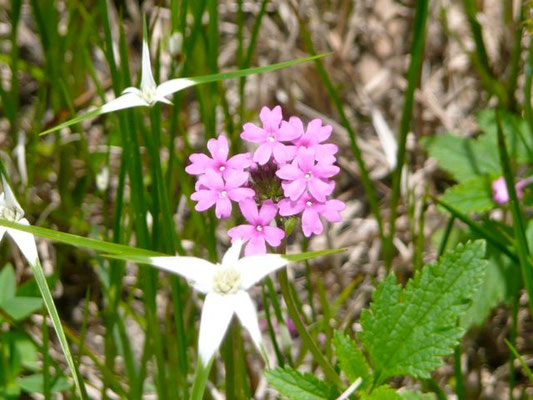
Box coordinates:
[278,269,343,387]
[385,0,429,269]
[190,358,214,400]
[453,344,464,400]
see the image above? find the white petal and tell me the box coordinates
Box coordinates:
[147,256,216,293]
[236,254,289,289]
[100,93,148,114]
[1,175,23,212]
[155,78,197,98]
[153,95,173,105]
[0,227,7,242]
[222,240,243,266]
[232,291,263,352]
[8,219,38,265]
[198,292,234,365]
[140,38,157,92]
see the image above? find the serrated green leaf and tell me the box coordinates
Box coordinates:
[361,386,402,400]
[424,134,500,182]
[0,264,16,302]
[440,177,494,214]
[360,241,487,382]
[333,331,371,389]
[18,374,71,393]
[1,297,43,321]
[265,367,335,400]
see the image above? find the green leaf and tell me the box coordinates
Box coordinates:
[424,133,500,182]
[361,386,402,400]
[1,297,43,321]
[0,219,163,257]
[0,264,16,302]
[39,54,329,136]
[398,390,436,400]
[333,331,371,390]
[440,176,494,214]
[265,367,335,400]
[18,374,71,394]
[360,241,487,382]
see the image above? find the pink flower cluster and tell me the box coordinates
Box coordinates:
[187,106,345,256]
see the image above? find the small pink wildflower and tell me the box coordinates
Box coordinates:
[241,106,300,165]
[492,176,533,204]
[191,170,254,219]
[185,135,252,179]
[279,194,345,237]
[228,199,285,255]
[276,148,339,202]
[286,117,338,164]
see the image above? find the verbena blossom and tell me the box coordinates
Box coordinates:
[186,105,345,250]
[137,240,289,365]
[276,148,339,202]
[185,135,252,179]
[287,117,338,164]
[228,199,285,255]
[492,176,533,204]
[241,106,300,165]
[278,193,345,237]
[191,170,254,219]
[0,176,39,265]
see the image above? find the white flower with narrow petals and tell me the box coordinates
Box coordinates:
[0,175,39,265]
[145,240,289,365]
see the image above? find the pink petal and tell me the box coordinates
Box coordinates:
[228,224,256,242]
[319,199,346,222]
[260,106,282,132]
[226,153,253,170]
[253,142,273,165]
[241,123,266,143]
[302,208,323,237]
[297,147,316,172]
[272,142,292,164]
[245,236,267,256]
[278,120,301,142]
[288,116,305,136]
[207,135,229,162]
[308,178,334,202]
[202,169,225,190]
[225,170,250,189]
[276,162,303,181]
[239,199,259,223]
[228,187,255,202]
[263,226,285,247]
[283,179,307,201]
[307,119,332,143]
[258,200,278,224]
[186,153,215,175]
[314,163,340,179]
[191,190,217,211]
[215,197,232,219]
[278,198,305,216]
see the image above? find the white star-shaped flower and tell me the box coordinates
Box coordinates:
[144,240,288,365]
[0,175,38,265]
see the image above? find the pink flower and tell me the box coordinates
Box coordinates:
[286,117,338,164]
[227,199,285,255]
[185,135,252,179]
[492,176,533,204]
[191,170,255,219]
[276,148,339,202]
[279,194,345,237]
[240,106,300,165]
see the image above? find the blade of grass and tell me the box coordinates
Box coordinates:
[495,109,533,317]
[505,338,533,383]
[385,0,429,269]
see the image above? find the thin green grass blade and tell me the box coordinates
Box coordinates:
[0,219,164,257]
[504,339,533,383]
[28,258,86,399]
[39,54,329,136]
[385,0,429,269]
[495,110,533,317]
